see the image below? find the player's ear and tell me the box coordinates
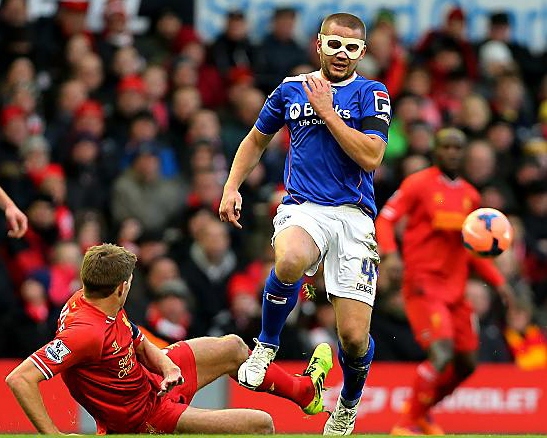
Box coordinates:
[316,34,321,55]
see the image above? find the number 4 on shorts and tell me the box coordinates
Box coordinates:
[361,259,377,283]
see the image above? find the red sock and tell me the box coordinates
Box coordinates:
[404,361,439,423]
[234,349,315,408]
[433,364,468,405]
[256,361,315,408]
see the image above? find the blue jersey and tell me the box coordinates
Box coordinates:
[255,71,391,218]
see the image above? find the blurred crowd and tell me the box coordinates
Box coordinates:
[0,0,546,368]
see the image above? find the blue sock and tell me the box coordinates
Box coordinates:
[338,335,375,407]
[257,268,303,348]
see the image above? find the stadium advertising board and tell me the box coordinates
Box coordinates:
[229,362,547,433]
[197,0,547,52]
[1,360,544,433]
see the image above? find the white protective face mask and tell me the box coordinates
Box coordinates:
[319,33,366,60]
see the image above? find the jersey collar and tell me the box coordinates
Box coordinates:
[314,70,357,87]
[434,167,463,186]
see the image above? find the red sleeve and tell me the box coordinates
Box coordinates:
[29,323,102,380]
[470,256,505,288]
[376,177,420,254]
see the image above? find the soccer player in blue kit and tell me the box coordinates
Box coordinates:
[219,12,391,435]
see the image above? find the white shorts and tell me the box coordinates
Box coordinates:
[272,202,380,306]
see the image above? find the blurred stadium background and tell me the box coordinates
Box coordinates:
[0,0,546,434]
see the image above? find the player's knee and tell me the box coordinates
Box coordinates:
[275,253,307,283]
[430,340,455,371]
[249,411,274,434]
[222,334,248,369]
[338,330,369,357]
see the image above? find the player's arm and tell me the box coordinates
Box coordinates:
[135,336,184,396]
[220,127,274,229]
[303,75,386,172]
[467,187,515,308]
[7,324,100,434]
[223,126,274,191]
[375,178,419,271]
[326,113,385,172]
[220,127,274,228]
[375,177,417,255]
[470,256,515,308]
[220,81,285,229]
[5,359,60,435]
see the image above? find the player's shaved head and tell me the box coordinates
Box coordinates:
[320,13,366,40]
[435,127,467,148]
[434,127,467,177]
[81,243,137,298]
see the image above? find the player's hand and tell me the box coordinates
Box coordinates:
[382,252,403,274]
[497,283,516,309]
[5,203,28,238]
[219,186,243,229]
[157,365,184,396]
[302,74,334,119]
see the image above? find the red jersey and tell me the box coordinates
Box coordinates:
[30,290,162,433]
[376,167,504,303]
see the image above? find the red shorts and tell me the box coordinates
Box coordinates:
[137,341,198,434]
[404,294,478,353]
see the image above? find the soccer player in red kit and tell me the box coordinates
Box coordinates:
[375,128,514,435]
[6,243,332,435]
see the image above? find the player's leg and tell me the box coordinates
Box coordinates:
[417,300,478,435]
[239,204,325,389]
[182,335,332,414]
[143,337,271,435]
[324,298,374,436]
[431,351,476,404]
[406,340,475,436]
[174,406,274,434]
[323,209,378,436]
[258,225,319,344]
[432,300,478,404]
[249,341,333,415]
[185,335,248,389]
[391,296,454,436]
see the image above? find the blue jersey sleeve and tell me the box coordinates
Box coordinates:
[255,85,285,135]
[360,82,391,143]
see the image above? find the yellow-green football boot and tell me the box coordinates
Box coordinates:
[302,343,333,415]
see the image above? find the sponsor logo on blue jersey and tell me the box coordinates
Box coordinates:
[255,72,391,217]
[289,102,351,121]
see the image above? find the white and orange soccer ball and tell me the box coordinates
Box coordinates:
[461,208,513,257]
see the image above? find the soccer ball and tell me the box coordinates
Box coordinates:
[461,208,513,257]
